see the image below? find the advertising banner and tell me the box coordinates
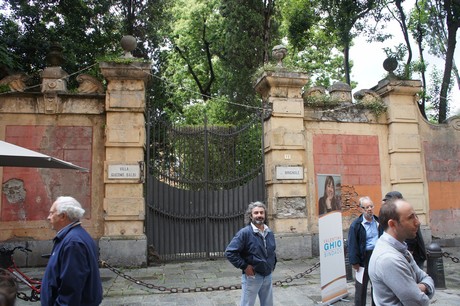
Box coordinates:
[317,174,348,304]
[319,212,348,303]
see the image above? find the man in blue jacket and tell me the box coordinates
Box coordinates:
[225,202,276,306]
[41,196,102,306]
[348,196,383,306]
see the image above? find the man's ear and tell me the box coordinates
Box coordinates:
[388,219,396,229]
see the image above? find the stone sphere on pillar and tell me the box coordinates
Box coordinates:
[121,35,137,58]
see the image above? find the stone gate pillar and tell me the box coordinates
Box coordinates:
[254,69,312,259]
[373,78,431,242]
[99,61,151,266]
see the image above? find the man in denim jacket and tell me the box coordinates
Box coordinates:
[225,202,277,306]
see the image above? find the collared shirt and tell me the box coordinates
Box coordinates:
[362,217,379,251]
[55,220,81,239]
[251,222,269,236]
[380,231,409,255]
[379,232,413,263]
[251,223,270,248]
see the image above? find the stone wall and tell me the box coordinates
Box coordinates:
[256,69,460,258]
[2,50,459,266]
[0,56,151,266]
[0,79,106,266]
[420,116,460,244]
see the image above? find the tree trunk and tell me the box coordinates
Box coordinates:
[395,0,412,78]
[262,0,275,64]
[439,0,459,123]
[344,42,351,85]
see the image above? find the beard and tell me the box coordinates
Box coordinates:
[252,218,265,225]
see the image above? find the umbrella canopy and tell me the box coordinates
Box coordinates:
[0,140,88,171]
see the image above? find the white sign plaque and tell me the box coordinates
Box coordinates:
[108,164,141,180]
[276,166,304,180]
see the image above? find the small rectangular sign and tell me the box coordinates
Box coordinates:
[108,164,141,179]
[276,166,303,180]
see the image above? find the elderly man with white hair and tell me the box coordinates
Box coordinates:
[41,196,102,306]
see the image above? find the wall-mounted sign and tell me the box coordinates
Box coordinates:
[276,166,304,180]
[108,164,141,180]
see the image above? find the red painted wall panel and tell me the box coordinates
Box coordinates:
[1,125,92,222]
[313,134,382,214]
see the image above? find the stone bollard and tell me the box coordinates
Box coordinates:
[426,243,446,289]
[344,238,354,282]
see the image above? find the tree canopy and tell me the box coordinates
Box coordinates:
[1,0,458,123]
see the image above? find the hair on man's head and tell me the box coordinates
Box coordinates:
[378,197,403,231]
[382,191,403,202]
[54,196,85,221]
[244,201,267,225]
[359,196,373,208]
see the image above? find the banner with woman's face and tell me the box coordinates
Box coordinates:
[317,174,347,303]
[317,174,342,216]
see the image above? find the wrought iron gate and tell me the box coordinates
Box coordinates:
[146,113,265,261]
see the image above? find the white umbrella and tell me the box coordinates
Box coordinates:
[0,140,88,171]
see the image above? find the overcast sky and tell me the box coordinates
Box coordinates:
[349,2,460,117]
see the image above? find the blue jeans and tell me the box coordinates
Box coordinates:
[240,273,273,306]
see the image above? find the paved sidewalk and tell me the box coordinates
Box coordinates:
[15,247,460,305]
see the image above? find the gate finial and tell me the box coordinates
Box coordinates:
[121,35,137,58]
[272,45,287,68]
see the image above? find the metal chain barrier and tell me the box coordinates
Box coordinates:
[16,290,40,302]
[443,251,460,263]
[273,262,320,286]
[100,260,320,294]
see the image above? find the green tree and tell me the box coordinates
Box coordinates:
[0,1,168,83]
[408,0,430,118]
[436,0,459,123]
[218,0,277,122]
[0,1,122,82]
[384,0,413,79]
[156,0,278,124]
[408,0,459,122]
[278,0,345,88]
[319,0,379,85]
[372,0,458,122]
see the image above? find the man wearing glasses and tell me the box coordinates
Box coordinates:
[348,196,383,306]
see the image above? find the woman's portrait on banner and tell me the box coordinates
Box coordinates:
[317,174,342,216]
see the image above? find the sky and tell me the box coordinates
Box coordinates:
[349,4,460,117]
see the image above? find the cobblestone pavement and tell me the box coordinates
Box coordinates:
[15,247,460,305]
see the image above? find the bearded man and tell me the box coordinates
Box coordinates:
[225,202,277,306]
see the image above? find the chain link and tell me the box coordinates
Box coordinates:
[10,250,460,299]
[16,290,40,302]
[273,262,320,286]
[443,252,460,263]
[100,260,320,294]
[15,250,457,299]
